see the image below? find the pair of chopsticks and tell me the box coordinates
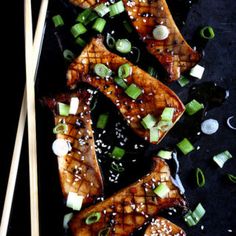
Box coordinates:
[0,0,48,235]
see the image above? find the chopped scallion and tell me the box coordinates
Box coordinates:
[106,33,116,48]
[156,120,173,132]
[157,150,172,160]
[201,119,219,135]
[92,18,106,33]
[63,49,75,62]
[94,63,112,78]
[178,75,189,87]
[111,146,125,160]
[75,37,86,47]
[190,64,205,79]
[161,107,175,121]
[114,76,128,89]
[227,174,236,183]
[185,99,204,115]
[154,183,170,198]
[94,3,110,17]
[177,138,195,155]
[97,113,109,129]
[52,15,64,28]
[85,212,101,225]
[200,26,215,40]
[196,168,205,187]
[71,23,87,38]
[141,114,157,129]
[53,124,68,134]
[150,127,159,142]
[115,39,132,53]
[109,1,125,17]
[63,213,73,229]
[153,25,170,40]
[76,9,98,25]
[213,150,232,168]
[66,192,84,211]
[125,83,142,100]
[98,227,111,236]
[69,97,79,115]
[111,162,125,172]
[58,102,70,116]
[123,20,133,33]
[118,63,132,78]
[52,139,70,157]
[131,46,141,63]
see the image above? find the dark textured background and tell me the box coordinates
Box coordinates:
[1,0,236,235]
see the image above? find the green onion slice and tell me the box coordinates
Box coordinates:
[111,146,125,160]
[184,203,206,227]
[94,3,110,17]
[66,192,84,211]
[150,127,159,142]
[114,76,128,89]
[71,23,87,38]
[177,138,195,155]
[52,15,64,28]
[213,150,232,168]
[118,63,132,78]
[141,114,157,129]
[98,227,111,236]
[153,183,170,198]
[58,102,70,116]
[63,49,75,62]
[185,99,204,116]
[161,107,175,121]
[123,20,133,33]
[196,168,205,187]
[115,39,132,53]
[92,18,106,33]
[75,37,86,47]
[53,124,68,134]
[156,120,173,132]
[125,83,142,100]
[111,162,125,172]
[106,33,116,48]
[63,213,73,229]
[109,1,125,17]
[178,75,189,87]
[85,212,101,225]
[131,46,141,63]
[94,63,112,78]
[97,113,109,129]
[157,150,172,160]
[147,66,157,78]
[76,9,98,25]
[200,26,215,40]
[227,174,236,183]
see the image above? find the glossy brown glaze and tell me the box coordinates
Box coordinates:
[69,158,186,235]
[67,37,185,144]
[144,216,186,236]
[122,0,201,81]
[44,90,103,205]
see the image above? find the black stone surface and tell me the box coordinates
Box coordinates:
[1,0,236,235]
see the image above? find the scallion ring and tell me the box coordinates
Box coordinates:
[52,15,64,28]
[94,63,112,78]
[196,168,205,187]
[200,26,215,40]
[227,174,236,183]
[106,33,116,48]
[131,46,141,63]
[115,39,132,53]
[85,212,101,225]
[63,49,75,62]
[227,116,236,130]
[98,227,111,236]
[53,124,68,134]
[111,162,125,172]
[118,63,132,78]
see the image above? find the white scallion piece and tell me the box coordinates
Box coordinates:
[153,183,170,198]
[157,150,172,160]
[52,139,70,156]
[201,119,219,135]
[227,116,236,130]
[190,64,205,79]
[213,150,233,168]
[153,25,170,40]
[66,192,84,211]
[63,213,73,229]
[69,97,79,115]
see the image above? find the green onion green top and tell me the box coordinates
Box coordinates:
[114,77,128,89]
[177,138,195,155]
[161,107,175,121]
[153,183,170,198]
[52,15,64,28]
[58,102,70,116]
[141,114,157,129]
[150,127,159,142]
[76,9,98,25]
[71,23,87,38]
[178,75,189,87]
[185,99,204,115]
[200,26,215,40]
[125,83,142,100]
[115,39,132,53]
[63,49,75,62]
[109,1,125,17]
[97,113,109,129]
[85,212,101,225]
[157,150,172,160]
[111,146,125,160]
[94,63,112,78]
[92,18,106,33]
[94,3,110,17]
[118,63,132,78]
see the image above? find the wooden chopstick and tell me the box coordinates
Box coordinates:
[0,1,48,235]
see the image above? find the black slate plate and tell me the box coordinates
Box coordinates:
[1,0,236,235]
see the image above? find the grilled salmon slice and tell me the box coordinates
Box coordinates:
[69,158,186,235]
[44,90,103,205]
[122,0,201,81]
[67,37,185,144]
[144,216,186,236]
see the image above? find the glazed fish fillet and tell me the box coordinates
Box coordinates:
[122,0,201,81]
[144,217,186,236]
[69,158,186,235]
[67,37,185,144]
[45,90,103,205]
